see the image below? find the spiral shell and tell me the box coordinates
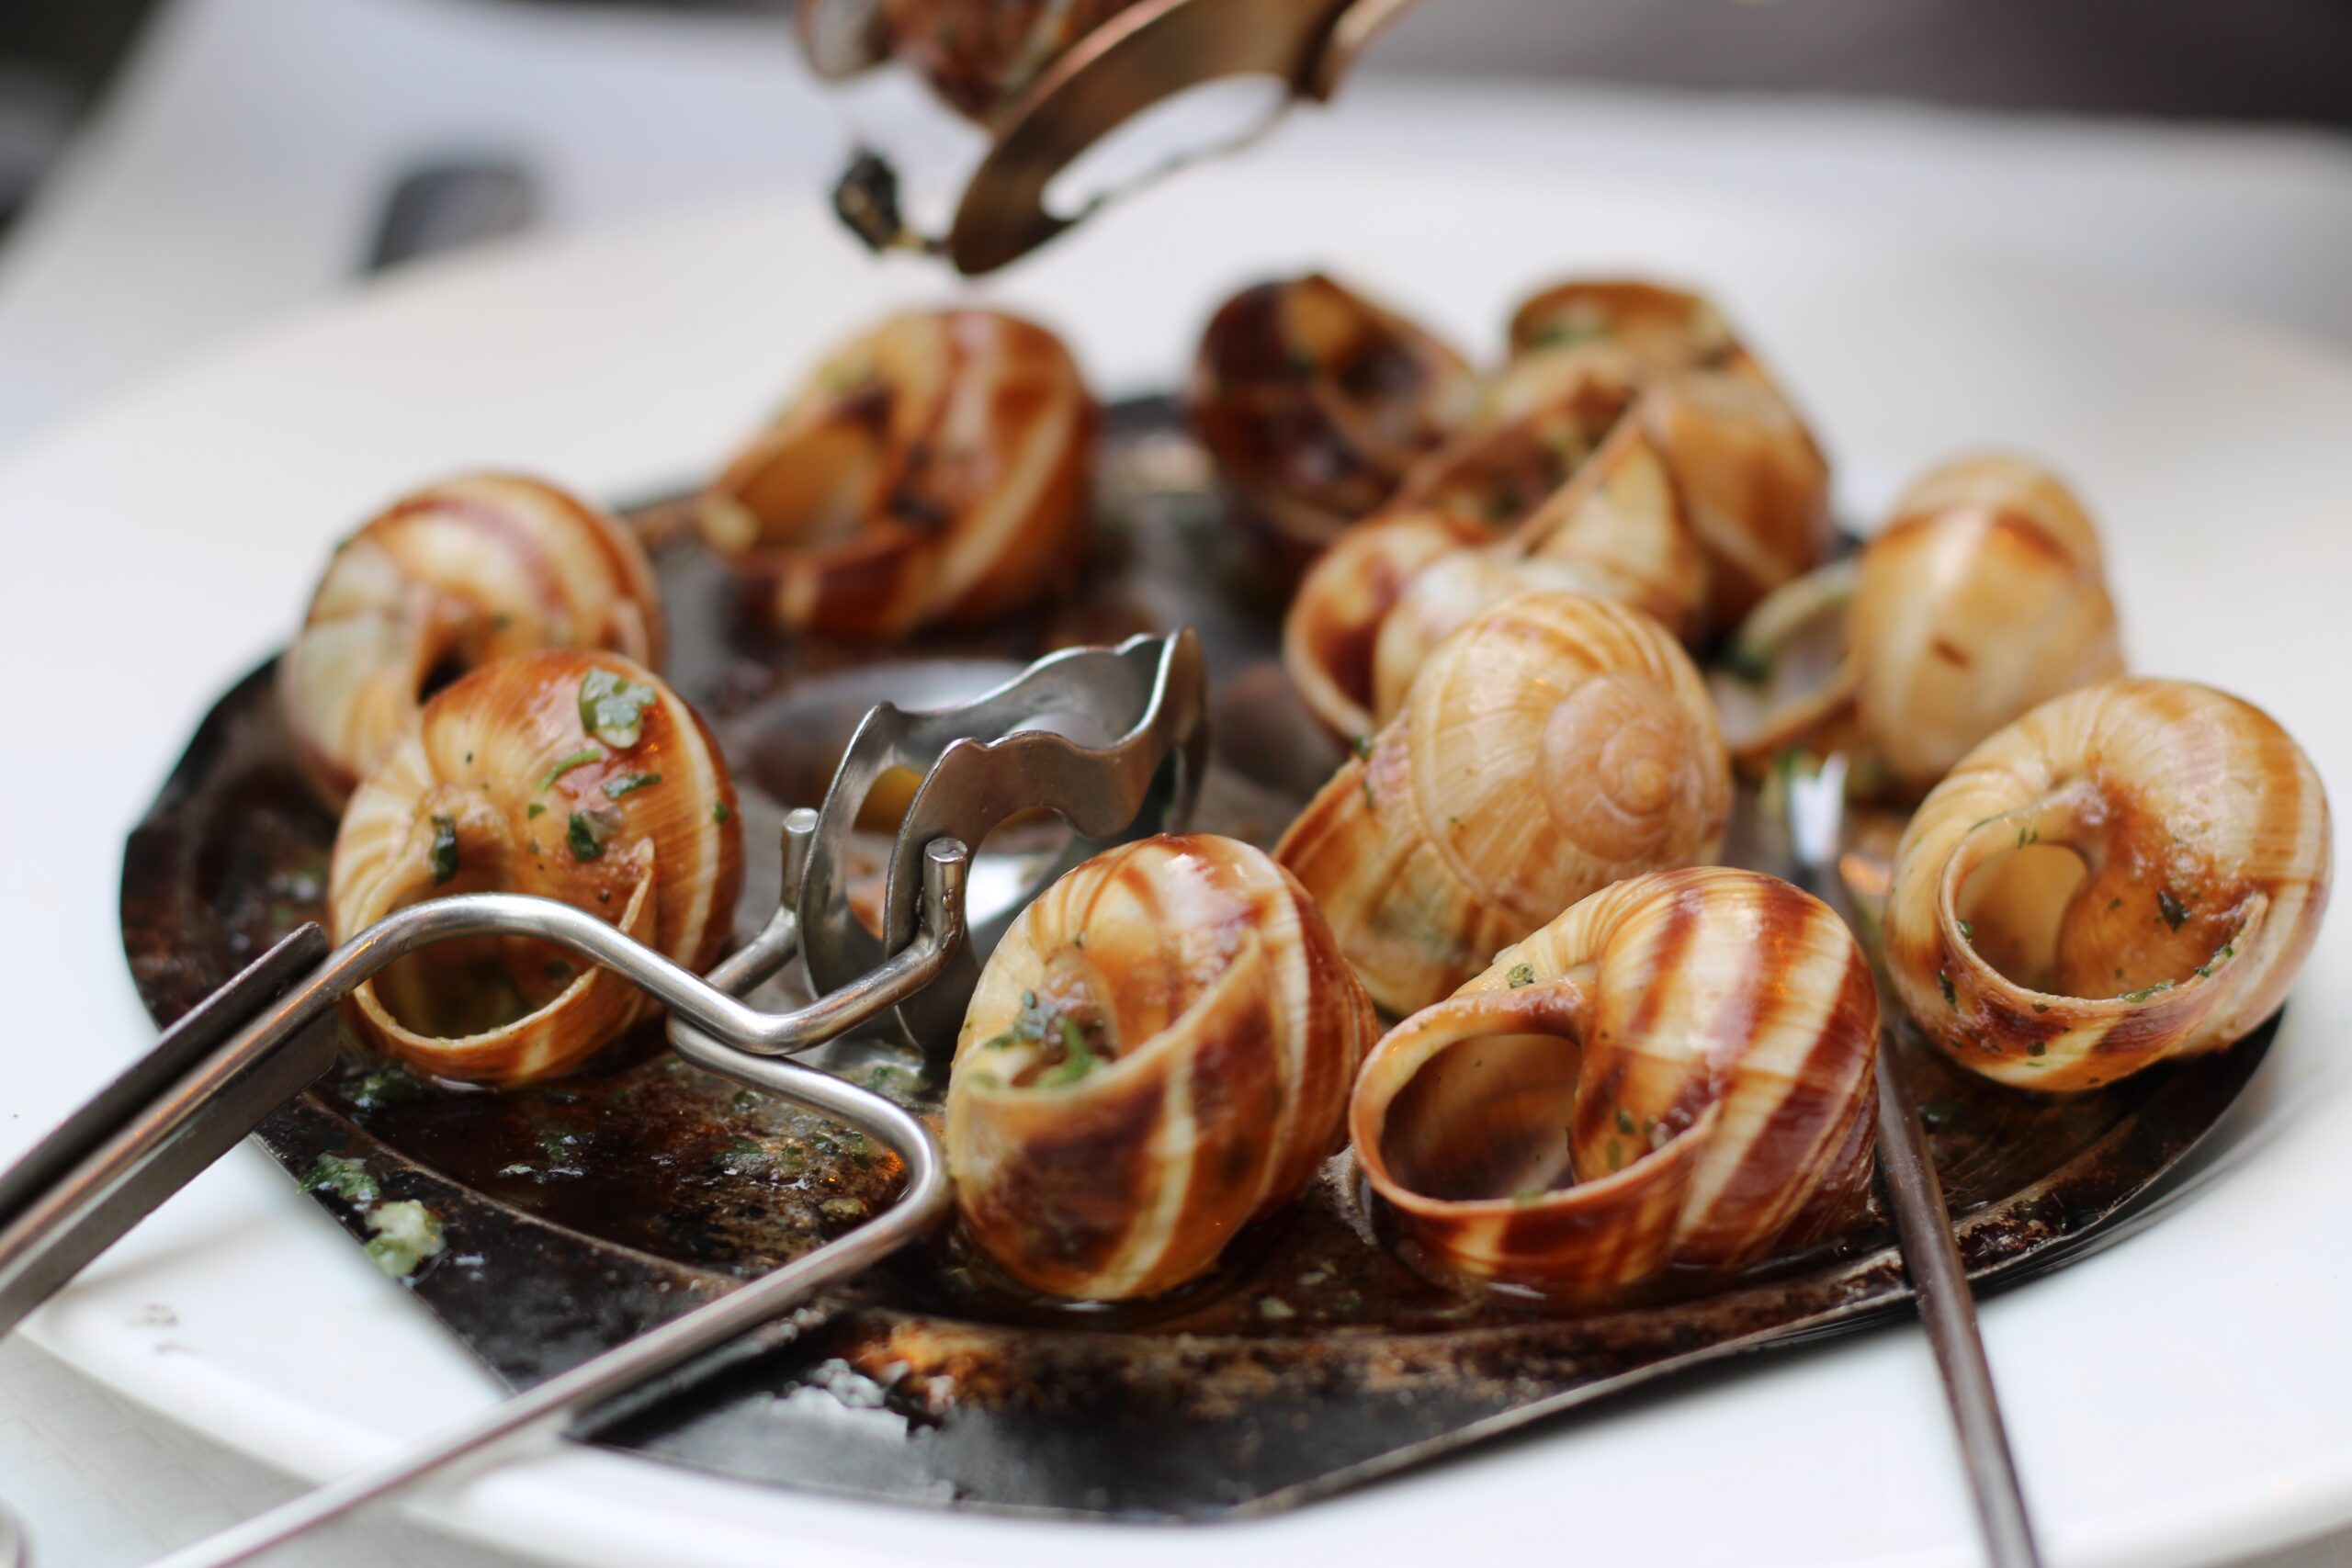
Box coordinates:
[1277,592,1732,1016]
[1714,454,2124,797]
[1504,279,1833,630]
[1190,274,1478,559]
[1351,867,1879,1304]
[1883,679,2330,1090]
[880,0,1144,120]
[1283,413,1706,740]
[330,650,743,1086]
[944,834,1377,1300]
[699,309,1096,638]
[280,475,663,808]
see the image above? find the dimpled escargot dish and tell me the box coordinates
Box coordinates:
[698,308,1096,638]
[280,474,664,808]
[944,834,1377,1301]
[1190,273,1478,559]
[1884,678,2330,1091]
[1351,868,1879,1304]
[1277,592,1731,1017]
[330,650,742,1086]
[1713,453,2123,798]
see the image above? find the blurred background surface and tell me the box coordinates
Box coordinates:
[2,1,2349,1563]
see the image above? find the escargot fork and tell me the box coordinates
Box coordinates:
[1785,755,2043,1568]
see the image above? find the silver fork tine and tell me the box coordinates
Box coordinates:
[1783,758,2044,1568]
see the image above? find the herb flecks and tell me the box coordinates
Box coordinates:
[1038,1019,1102,1089]
[602,772,662,799]
[1506,962,1536,988]
[1939,970,1958,1010]
[578,668,658,749]
[364,1201,446,1279]
[426,815,459,886]
[1722,640,1773,687]
[712,800,732,825]
[298,1154,378,1204]
[567,807,620,862]
[2118,978,2177,1004]
[541,748,603,790]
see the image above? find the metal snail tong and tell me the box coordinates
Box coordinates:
[0,628,1207,1568]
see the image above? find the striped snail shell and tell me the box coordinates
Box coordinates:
[944,834,1378,1301]
[1190,274,1478,560]
[330,650,742,1086]
[1282,414,1707,742]
[1713,453,2124,797]
[1503,279,1834,631]
[280,474,662,809]
[1277,592,1732,1016]
[1351,867,1879,1304]
[1884,678,2330,1091]
[1388,346,1636,527]
[699,309,1096,638]
[879,0,1144,119]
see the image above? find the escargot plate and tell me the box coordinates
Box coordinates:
[120,396,2283,1525]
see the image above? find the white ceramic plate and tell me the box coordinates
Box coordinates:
[6,159,2351,1568]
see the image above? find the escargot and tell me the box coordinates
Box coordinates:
[1190,274,1479,559]
[1283,412,1706,741]
[1713,453,2124,797]
[1503,278,1834,630]
[1883,678,2330,1091]
[1351,867,1879,1304]
[699,308,1096,638]
[330,650,743,1086]
[1277,592,1732,1016]
[280,474,663,808]
[944,834,1378,1301]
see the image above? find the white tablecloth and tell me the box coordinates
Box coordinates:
[6,0,2352,1562]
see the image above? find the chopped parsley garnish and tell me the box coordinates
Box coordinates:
[567,807,616,861]
[2194,942,2237,979]
[426,815,459,886]
[1038,1019,1102,1089]
[1353,734,1374,759]
[2026,1040,2046,1056]
[1957,919,1974,942]
[526,802,546,818]
[1512,1189,1545,1206]
[601,771,662,799]
[1918,1100,1959,1131]
[2158,889,2189,931]
[2016,824,2040,848]
[1507,962,1536,988]
[1614,1108,1635,1134]
[298,1154,378,1204]
[363,1201,446,1279]
[578,668,658,748]
[1939,970,1958,1009]
[2118,979,2177,1004]
[1721,641,1773,687]
[712,800,731,824]
[540,748,603,789]
[1605,1138,1624,1172]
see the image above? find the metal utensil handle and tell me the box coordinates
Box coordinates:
[1783,755,2042,1568]
[139,838,968,1568]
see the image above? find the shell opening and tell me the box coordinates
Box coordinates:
[1376,1029,1583,1203]
[1954,839,2089,993]
[364,850,627,1043]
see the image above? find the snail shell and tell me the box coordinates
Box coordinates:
[1281,510,1488,742]
[1351,867,1880,1303]
[1190,274,1479,559]
[879,0,1144,120]
[1884,678,2331,1090]
[944,834,1378,1301]
[1276,592,1732,1016]
[699,309,1096,638]
[1713,454,2124,797]
[1504,279,1833,630]
[280,474,663,808]
[1388,346,1637,527]
[330,650,743,1086]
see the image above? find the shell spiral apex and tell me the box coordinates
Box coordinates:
[280,474,663,809]
[1277,591,1731,1016]
[945,834,1378,1301]
[699,307,1096,639]
[329,649,743,1087]
[1351,866,1880,1304]
[1883,677,2330,1090]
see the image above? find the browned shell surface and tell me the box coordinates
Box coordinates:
[330,649,742,1086]
[1389,348,1636,529]
[279,473,663,808]
[699,309,1097,639]
[944,834,1378,1301]
[1190,274,1478,559]
[879,0,1146,120]
[1277,592,1731,1016]
[1351,866,1879,1304]
[1280,509,1490,740]
[1883,678,2331,1090]
[1506,279,1741,368]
